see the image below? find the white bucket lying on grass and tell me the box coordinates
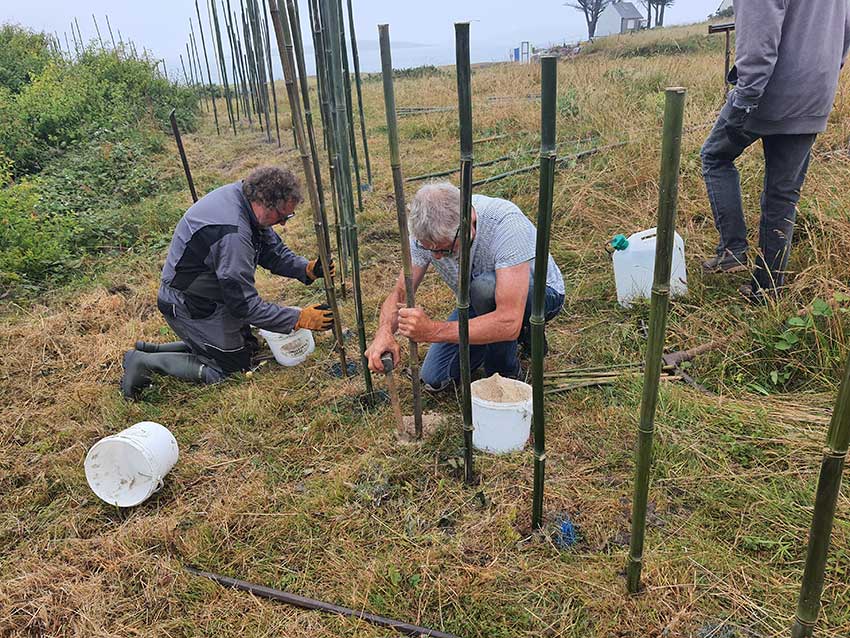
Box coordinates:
[84,421,179,507]
[258,328,315,366]
[471,374,533,454]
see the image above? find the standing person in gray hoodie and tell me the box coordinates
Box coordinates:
[700,0,850,302]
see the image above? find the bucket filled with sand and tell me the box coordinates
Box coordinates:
[470,374,533,453]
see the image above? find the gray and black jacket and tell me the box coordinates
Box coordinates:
[158,181,308,333]
[726,0,850,135]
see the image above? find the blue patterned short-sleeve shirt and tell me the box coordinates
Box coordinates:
[410,194,565,296]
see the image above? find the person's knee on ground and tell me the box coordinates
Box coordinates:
[121,350,224,400]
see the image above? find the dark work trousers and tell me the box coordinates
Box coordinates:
[157,294,259,383]
[419,271,564,391]
[700,115,817,292]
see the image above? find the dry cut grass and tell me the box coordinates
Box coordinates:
[1,20,850,638]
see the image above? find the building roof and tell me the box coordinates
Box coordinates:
[610,2,645,20]
[718,0,734,10]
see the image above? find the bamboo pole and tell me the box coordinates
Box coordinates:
[309,0,347,300]
[221,0,241,123]
[287,0,347,363]
[105,15,117,49]
[268,0,349,375]
[248,0,273,142]
[240,0,263,130]
[346,0,371,186]
[530,56,557,529]
[230,7,252,122]
[193,7,221,135]
[169,109,199,203]
[336,0,363,212]
[190,31,210,112]
[322,0,373,395]
[180,53,191,86]
[210,0,237,134]
[471,142,627,187]
[455,22,475,485]
[74,18,84,53]
[262,0,282,146]
[626,87,686,594]
[92,15,105,50]
[790,354,850,637]
[379,23,423,438]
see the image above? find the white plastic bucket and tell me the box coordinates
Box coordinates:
[611,227,688,308]
[471,376,533,454]
[258,328,315,366]
[84,421,179,507]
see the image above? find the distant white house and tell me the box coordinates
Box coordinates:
[717,0,734,13]
[596,2,646,38]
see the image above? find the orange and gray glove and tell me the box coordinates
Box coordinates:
[294,303,334,331]
[306,257,336,282]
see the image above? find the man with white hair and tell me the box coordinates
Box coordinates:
[365,182,565,392]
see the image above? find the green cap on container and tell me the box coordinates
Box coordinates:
[610,234,629,251]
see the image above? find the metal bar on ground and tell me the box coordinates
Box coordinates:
[185,566,458,638]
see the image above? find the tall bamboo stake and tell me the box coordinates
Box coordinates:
[193,7,221,135]
[336,0,363,212]
[346,0,371,186]
[322,0,373,395]
[180,54,191,86]
[626,87,686,594]
[791,354,850,637]
[221,0,241,123]
[268,0,349,375]
[530,56,558,529]
[240,0,263,130]
[73,18,84,53]
[92,15,105,50]
[262,0,282,146]
[455,22,475,485]
[309,0,347,299]
[379,23,423,438]
[248,0,273,142]
[230,7,252,122]
[70,22,80,57]
[210,0,237,134]
[105,15,117,49]
[189,31,209,112]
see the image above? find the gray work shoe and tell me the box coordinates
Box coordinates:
[702,251,748,274]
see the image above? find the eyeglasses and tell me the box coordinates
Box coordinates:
[415,225,460,256]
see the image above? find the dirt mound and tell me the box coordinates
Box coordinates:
[473,373,530,403]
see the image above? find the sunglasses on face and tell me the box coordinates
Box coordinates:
[415,225,461,256]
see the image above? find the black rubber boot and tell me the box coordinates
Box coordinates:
[134,340,191,353]
[121,350,207,399]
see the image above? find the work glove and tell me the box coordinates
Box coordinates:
[306,257,335,282]
[294,303,334,331]
[724,104,755,148]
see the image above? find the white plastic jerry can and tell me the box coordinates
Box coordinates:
[610,228,687,308]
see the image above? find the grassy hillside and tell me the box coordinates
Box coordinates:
[1,20,849,637]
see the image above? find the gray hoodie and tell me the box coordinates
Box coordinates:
[727,0,850,135]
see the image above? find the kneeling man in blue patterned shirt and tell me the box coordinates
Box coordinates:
[365,182,565,392]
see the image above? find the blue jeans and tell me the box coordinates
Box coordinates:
[700,115,816,291]
[419,271,564,391]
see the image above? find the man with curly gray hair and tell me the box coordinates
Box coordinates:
[365,182,565,392]
[120,166,335,399]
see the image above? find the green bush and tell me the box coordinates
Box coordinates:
[0,24,55,93]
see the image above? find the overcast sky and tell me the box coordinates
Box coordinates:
[6,0,724,77]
